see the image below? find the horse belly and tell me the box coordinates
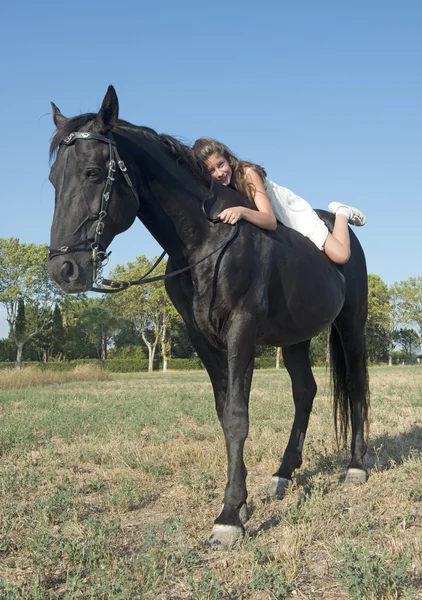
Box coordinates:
[259,255,345,346]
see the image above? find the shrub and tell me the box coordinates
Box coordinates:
[255,357,280,369]
[165,358,204,371]
[108,345,147,360]
[0,356,286,373]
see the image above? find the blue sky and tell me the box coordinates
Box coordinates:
[1,1,421,337]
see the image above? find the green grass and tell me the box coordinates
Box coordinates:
[0,366,421,598]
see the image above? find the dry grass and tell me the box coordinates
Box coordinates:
[0,366,421,599]
[0,363,112,390]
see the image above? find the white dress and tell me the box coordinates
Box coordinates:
[264,179,329,250]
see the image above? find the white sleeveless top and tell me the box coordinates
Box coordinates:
[245,168,328,250]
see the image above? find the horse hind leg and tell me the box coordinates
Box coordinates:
[331,322,370,484]
[270,340,317,497]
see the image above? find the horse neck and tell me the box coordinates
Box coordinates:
[118,130,214,256]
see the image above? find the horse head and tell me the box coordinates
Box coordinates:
[48,86,139,293]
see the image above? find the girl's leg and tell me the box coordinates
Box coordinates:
[324,203,366,264]
[324,214,351,264]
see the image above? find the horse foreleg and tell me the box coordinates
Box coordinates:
[270,341,317,497]
[185,324,249,547]
[185,324,228,418]
[206,328,255,549]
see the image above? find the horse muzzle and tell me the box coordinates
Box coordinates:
[48,253,93,293]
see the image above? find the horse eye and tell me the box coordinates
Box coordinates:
[86,168,100,178]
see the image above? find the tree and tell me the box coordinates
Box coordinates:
[170,320,196,359]
[160,305,183,371]
[51,304,65,359]
[366,274,390,363]
[396,277,422,342]
[387,283,403,366]
[0,238,60,367]
[0,338,16,362]
[14,298,26,339]
[25,301,54,362]
[275,347,282,369]
[108,256,179,371]
[58,296,110,360]
[112,319,142,350]
[393,328,420,359]
[76,297,118,360]
[310,329,330,365]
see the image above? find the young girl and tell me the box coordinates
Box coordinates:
[192,138,366,264]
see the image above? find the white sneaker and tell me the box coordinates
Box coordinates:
[328,201,366,226]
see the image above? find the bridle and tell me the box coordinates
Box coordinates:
[48,130,239,293]
[48,130,138,287]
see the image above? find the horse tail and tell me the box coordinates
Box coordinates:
[330,325,348,445]
[329,324,370,446]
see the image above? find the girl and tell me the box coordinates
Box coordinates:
[192,138,366,264]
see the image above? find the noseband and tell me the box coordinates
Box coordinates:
[48,130,238,293]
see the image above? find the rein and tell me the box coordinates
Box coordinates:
[48,131,238,293]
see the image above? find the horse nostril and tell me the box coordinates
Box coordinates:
[60,261,77,283]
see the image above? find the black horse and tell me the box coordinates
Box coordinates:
[47,86,369,548]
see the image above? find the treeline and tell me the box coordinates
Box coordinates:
[0,238,421,369]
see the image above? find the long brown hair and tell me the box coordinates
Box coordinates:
[192,138,267,205]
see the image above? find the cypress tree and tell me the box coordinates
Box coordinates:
[14,297,26,340]
[51,304,65,356]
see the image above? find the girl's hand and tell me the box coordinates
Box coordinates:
[218,207,245,225]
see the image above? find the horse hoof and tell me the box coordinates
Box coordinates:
[205,525,244,550]
[239,503,249,525]
[268,476,291,498]
[345,468,367,484]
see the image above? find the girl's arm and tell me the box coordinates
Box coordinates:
[218,168,277,231]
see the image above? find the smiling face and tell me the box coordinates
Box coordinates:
[206,153,233,186]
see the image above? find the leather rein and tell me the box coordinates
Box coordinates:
[48,131,238,294]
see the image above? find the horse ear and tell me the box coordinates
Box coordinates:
[94,85,119,134]
[51,102,67,128]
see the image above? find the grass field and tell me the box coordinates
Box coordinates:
[0,366,421,599]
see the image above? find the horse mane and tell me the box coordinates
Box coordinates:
[49,114,211,186]
[158,133,211,184]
